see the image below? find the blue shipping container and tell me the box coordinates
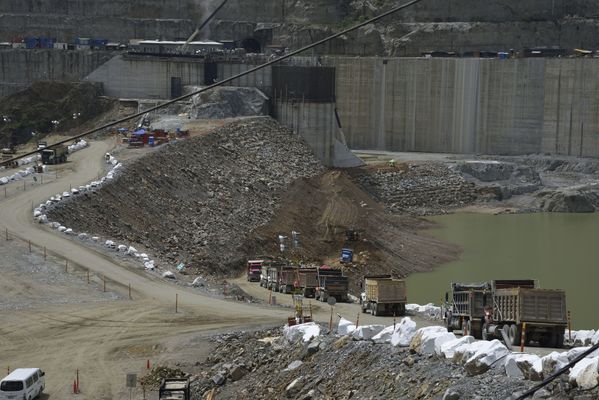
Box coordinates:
[25,37,39,49]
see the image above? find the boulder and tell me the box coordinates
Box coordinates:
[211,373,226,385]
[569,356,599,389]
[541,351,569,376]
[409,326,450,354]
[440,336,475,359]
[283,360,303,372]
[372,325,395,344]
[229,365,248,381]
[433,332,458,356]
[285,376,303,397]
[284,322,320,343]
[463,340,509,376]
[504,353,543,381]
[390,317,417,347]
[572,330,596,346]
[352,325,385,341]
[337,318,356,336]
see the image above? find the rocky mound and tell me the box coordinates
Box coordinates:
[47,117,325,276]
[349,162,478,216]
[185,328,543,400]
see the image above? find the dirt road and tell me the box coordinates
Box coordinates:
[0,140,290,399]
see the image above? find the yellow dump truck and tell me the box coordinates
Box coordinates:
[361,275,407,316]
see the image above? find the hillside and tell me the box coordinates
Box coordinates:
[45,117,459,282]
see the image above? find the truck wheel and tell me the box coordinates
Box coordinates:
[465,320,472,336]
[556,331,565,348]
[372,306,378,316]
[508,324,521,346]
[361,304,367,313]
[482,323,488,340]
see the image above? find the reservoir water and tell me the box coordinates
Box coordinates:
[406,213,599,329]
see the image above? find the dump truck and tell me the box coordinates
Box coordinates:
[445,280,567,347]
[262,260,288,291]
[298,268,319,298]
[445,281,493,339]
[41,144,68,164]
[483,283,567,347]
[362,275,407,316]
[246,259,263,282]
[277,265,298,294]
[158,378,190,400]
[315,267,349,303]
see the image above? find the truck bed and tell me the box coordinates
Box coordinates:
[494,288,566,325]
[365,278,406,303]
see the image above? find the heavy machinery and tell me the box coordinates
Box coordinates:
[361,275,407,316]
[298,267,319,298]
[445,281,492,339]
[277,265,298,294]
[158,378,190,400]
[445,280,567,347]
[315,266,349,303]
[41,144,68,164]
[246,259,263,282]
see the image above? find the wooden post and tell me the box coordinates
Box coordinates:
[5,228,8,241]
[175,293,178,313]
[4,187,6,197]
[103,276,106,292]
[87,270,90,284]
[520,322,526,352]
[567,311,572,340]
[76,369,79,394]
[355,312,360,329]
[393,312,397,331]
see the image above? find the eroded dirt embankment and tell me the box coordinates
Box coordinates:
[46,117,460,281]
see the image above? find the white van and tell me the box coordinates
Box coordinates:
[0,368,45,400]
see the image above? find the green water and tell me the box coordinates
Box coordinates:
[406,213,599,329]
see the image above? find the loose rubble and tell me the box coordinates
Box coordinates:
[46,118,324,276]
[180,323,599,400]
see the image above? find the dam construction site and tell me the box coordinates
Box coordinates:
[2,1,599,400]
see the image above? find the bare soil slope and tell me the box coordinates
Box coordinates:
[47,117,459,283]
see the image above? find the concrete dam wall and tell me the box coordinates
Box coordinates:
[0,49,112,98]
[327,57,599,158]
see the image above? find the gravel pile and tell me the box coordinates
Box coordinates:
[182,327,599,400]
[46,117,324,276]
[351,162,478,216]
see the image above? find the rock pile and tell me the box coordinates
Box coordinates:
[184,324,599,400]
[351,162,478,215]
[46,117,324,276]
